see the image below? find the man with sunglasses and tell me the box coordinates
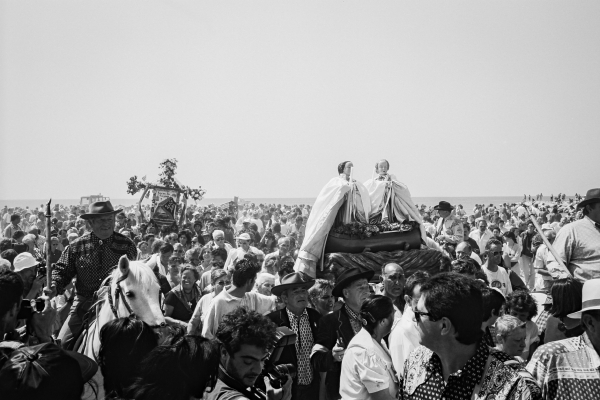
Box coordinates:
[207,229,234,253]
[399,273,541,400]
[482,239,513,296]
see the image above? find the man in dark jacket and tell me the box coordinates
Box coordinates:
[268,272,320,400]
[311,268,374,400]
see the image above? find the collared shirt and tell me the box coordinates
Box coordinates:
[469,229,494,253]
[286,308,314,385]
[400,340,542,400]
[547,216,600,281]
[201,289,275,339]
[434,216,464,244]
[389,306,420,378]
[527,332,600,400]
[51,231,137,298]
[340,328,399,400]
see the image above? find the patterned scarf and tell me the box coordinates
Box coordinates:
[344,305,363,335]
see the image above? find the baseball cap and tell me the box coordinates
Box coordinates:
[0,342,97,398]
[13,253,39,272]
[236,233,251,241]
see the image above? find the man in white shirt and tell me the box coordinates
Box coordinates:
[389,271,430,378]
[482,240,513,296]
[201,258,275,339]
[224,233,263,272]
[469,219,493,254]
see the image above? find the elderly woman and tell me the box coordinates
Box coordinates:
[187,269,230,335]
[504,290,539,360]
[494,315,527,361]
[340,295,398,400]
[164,265,202,328]
[308,279,335,316]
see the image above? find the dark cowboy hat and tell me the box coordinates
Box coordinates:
[433,201,454,212]
[271,272,315,297]
[332,268,375,298]
[577,188,600,209]
[80,201,123,220]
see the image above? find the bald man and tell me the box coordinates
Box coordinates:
[456,241,482,265]
[262,237,292,274]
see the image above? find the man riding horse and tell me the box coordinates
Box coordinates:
[45,201,137,349]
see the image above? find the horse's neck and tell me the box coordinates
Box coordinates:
[97,291,117,327]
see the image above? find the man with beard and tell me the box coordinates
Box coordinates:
[311,268,374,400]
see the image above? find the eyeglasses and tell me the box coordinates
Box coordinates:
[413,309,438,323]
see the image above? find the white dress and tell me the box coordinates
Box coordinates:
[340,328,399,400]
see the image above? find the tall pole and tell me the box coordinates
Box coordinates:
[45,199,52,289]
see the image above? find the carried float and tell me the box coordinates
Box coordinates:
[295,160,448,281]
[126,159,206,232]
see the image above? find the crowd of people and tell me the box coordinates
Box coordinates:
[0,187,599,400]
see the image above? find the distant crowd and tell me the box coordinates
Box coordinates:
[0,188,599,400]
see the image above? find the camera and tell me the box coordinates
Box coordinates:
[17,298,45,320]
[263,326,297,389]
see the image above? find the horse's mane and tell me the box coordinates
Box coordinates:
[111,259,158,290]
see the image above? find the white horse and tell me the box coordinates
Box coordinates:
[77,255,166,360]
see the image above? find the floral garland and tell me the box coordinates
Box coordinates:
[126,159,207,201]
[331,220,417,239]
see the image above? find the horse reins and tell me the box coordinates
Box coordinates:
[106,269,167,329]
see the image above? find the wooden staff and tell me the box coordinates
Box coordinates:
[45,199,52,289]
[523,204,569,275]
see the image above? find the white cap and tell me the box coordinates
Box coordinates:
[13,253,39,272]
[568,279,600,319]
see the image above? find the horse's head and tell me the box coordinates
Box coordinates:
[109,255,166,328]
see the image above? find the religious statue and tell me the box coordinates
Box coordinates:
[364,159,428,241]
[294,161,371,276]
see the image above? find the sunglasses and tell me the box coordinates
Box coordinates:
[489,251,502,256]
[216,280,231,286]
[413,309,438,323]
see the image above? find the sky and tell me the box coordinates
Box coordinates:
[1,1,599,201]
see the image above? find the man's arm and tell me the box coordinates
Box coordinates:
[50,247,76,296]
[311,315,336,373]
[546,228,573,278]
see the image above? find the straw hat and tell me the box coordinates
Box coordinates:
[568,279,600,319]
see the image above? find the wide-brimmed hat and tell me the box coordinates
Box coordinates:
[80,201,122,220]
[568,279,600,318]
[332,268,375,298]
[0,343,98,393]
[13,253,40,272]
[577,188,600,209]
[433,201,454,212]
[271,272,315,297]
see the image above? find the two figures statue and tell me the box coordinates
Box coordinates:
[296,159,428,277]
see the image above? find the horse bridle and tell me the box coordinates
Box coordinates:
[106,269,167,329]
